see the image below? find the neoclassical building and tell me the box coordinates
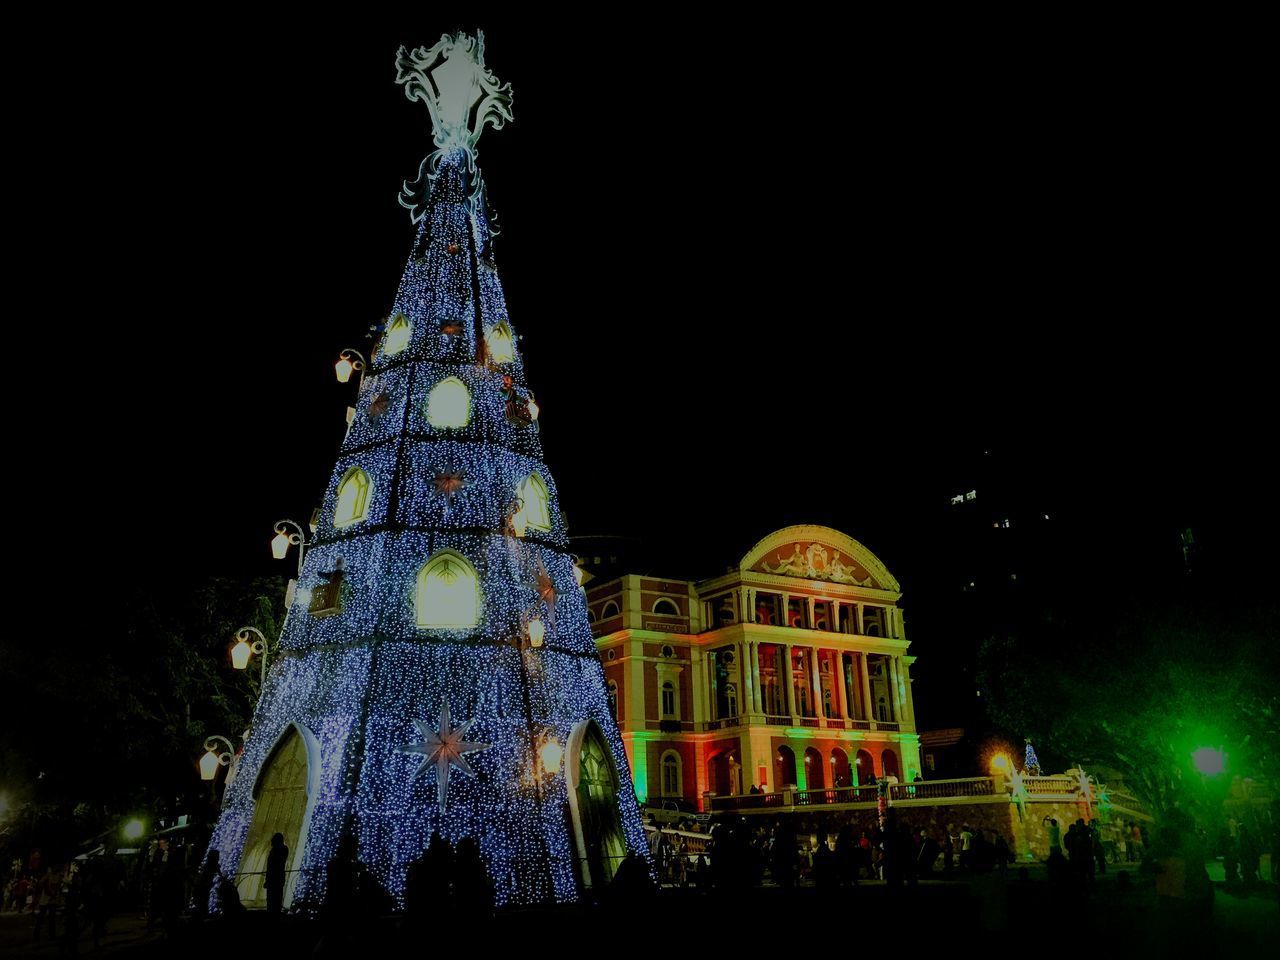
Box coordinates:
[585,525,921,811]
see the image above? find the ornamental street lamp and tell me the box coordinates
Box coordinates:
[271,519,309,575]
[230,626,270,685]
[335,348,367,386]
[199,735,237,781]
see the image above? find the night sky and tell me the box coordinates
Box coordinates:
[17,20,1269,728]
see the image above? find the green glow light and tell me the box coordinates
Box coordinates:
[1191,746,1225,776]
[631,740,648,803]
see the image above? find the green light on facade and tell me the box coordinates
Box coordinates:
[631,740,648,803]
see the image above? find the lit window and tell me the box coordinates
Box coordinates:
[415,551,480,628]
[426,377,470,429]
[661,751,681,796]
[334,467,372,528]
[486,322,514,363]
[661,681,676,718]
[514,474,552,532]
[382,314,411,357]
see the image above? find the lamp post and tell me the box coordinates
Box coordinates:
[230,626,270,685]
[199,735,236,782]
[271,519,309,576]
[335,348,367,386]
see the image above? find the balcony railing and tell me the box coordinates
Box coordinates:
[889,777,996,801]
[796,785,880,806]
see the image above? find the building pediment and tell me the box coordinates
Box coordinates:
[740,525,900,593]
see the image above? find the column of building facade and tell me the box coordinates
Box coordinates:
[738,635,752,719]
[808,645,825,721]
[889,656,904,722]
[690,645,707,730]
[901,657,916,727]
[834,651,849,719]
[853,602,864,635]
[860,652,874,723]
[623,637,645,726]
[806,596,816,631]
[782,643,795,719]
[747,642,757,716]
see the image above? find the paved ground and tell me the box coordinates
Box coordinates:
[1,865,1274,955]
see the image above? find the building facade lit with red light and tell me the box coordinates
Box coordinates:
[585,525,921,811]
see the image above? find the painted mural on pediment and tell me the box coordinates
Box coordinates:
[755,542,880,588]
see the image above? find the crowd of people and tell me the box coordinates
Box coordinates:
[646,809,1019,890]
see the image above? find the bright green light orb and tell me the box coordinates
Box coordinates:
[122,818,146,841]
[1191,747,1225,776]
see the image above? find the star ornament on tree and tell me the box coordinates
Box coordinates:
[397,701,492,812]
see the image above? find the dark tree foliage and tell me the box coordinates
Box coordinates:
[0,575,285,859]
[978,593,1279,818]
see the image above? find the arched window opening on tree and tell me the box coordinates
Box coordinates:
[514,473,551,533]
[333,467,372,528]
[426,377,471,429]
[486,322,514,364]
[415,551,481,629]
[381,314,411,357]
[661,750,682,798]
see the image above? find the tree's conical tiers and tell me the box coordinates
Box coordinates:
[208,151,647,907]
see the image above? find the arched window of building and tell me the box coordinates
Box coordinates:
[724,683,738,718]
[333,467,372,528]
[426,377,470,429]
[661,681,676,718]
[882,749,900,781]
[606,680,618,719]
[601,600,620,620]
[415,551,480,629]
[587,608,597,623]
[514,473,552,532]
[830,747,852,788]
[486,322,515,364]
[661,750,682,798]
[776,745,798,789]
[652,598,679,616]
[381,314,411,357]
[804,747,825,789]
[854,749,874,786]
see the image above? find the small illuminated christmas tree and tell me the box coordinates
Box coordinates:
[1024,739,1042,776]
[206,31,647,908]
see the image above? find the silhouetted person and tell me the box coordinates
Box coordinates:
[453,837,493,921]
[812,838,838,891]
[193,851,220,917]
[265,833,288,915]
[405,833,452,917]
[324,834,358,916]
[611,851,654,900]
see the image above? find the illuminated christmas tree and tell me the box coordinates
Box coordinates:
[206,31,647,909]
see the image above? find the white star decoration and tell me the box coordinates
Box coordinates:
[397,701,492,812]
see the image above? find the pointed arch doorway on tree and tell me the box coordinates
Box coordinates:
[236,723,320,909]
[566,719,629,893]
